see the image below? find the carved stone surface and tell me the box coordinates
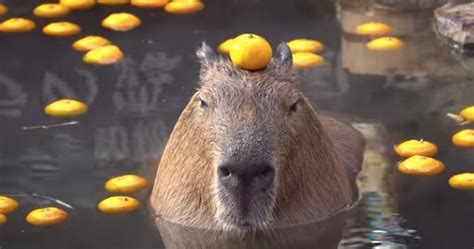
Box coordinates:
[434,2,474,49]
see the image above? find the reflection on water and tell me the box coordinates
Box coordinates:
[1,0,474,248]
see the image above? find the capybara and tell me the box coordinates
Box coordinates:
[149,42,365,234]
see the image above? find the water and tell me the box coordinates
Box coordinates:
[1,0,474,248]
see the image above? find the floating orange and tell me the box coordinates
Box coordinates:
[0,214,6,224]
[43,22,81,37]
[98,196,140,214]
[97,0,130,5]
[26,207,68,226]
[0,196,19,214]
[102,13,141,31]
[460,106,474,122]
[0,4,8,16]
[394,139,438,157]
[292,52,325,69]
[164,1,204,14]
[367,37,404,52]
[0,18,36,33]
[59,0,96,10]
[217,38,234,54]
[33,3,70,18]
[356,22,392,36]
[452,129,474,148]
[105,175,148,193]
[83,45,124,65]
[398,155,444,176]
[44,99,88,117]
[229,33,272,71]
[73,35,112,52]
[449,173,474,190]
[287,38,324,53]
[131,0,169,8]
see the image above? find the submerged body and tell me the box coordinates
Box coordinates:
[149,43,365,234]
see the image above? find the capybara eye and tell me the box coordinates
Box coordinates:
[289,101,298,114]
[199,98,208,110]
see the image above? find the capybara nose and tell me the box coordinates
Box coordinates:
[217,162,275,189]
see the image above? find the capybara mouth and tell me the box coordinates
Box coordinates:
[215,188,276,232]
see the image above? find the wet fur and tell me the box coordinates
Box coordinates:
[150,43,365,233]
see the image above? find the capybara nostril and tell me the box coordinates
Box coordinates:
[218,162,275,189]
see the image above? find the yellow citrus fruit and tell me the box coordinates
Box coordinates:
[452,129,474,148]
[98,196,140,214]
[292,52,325,69]
[217,38,234,54]
[0,18,36,33]
[0,214,6,224]
[97,0,130,5]
[105,174,148,193]
[131,0,169,8]
[102,13,141,31]
[287,38,324,53]
[0,196,19,214]
[33,4,70,18]
[73,35,112,52]
[229,33,272,71]
[394,139,438,157]
[449,173,474,190]
[26,207,68,226]
[164,1,204,14]
[0,4,8,16]
[356,22,392,36]
[59,0,95,10]
[44,99,88,117]
[83,45,124,65]
[398,155,444,176]
[367,37,404,52]
[43,22,81,37]
[460,106,474,122]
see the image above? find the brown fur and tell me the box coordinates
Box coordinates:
[149,43,365,231]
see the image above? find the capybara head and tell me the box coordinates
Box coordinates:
[150,42,352,233]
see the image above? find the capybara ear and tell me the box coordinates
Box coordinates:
[196,42,216,68]
[276,42,293,71]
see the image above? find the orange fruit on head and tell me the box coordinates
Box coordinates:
[33,3,70,18]
[398,155,445,176]
[292,52,325,69]
[394,139,438,157]
[83,45,124,65]
[1,18,36,33]
[287,38,324,53]
[229,33,273,71]
[367,37,404,52]
[26,207,68,226]
[449,173,474,190]
[102,13,142,32]
[164,1,204,14]
[356,22,392,36]
[0,196,19,214]
[60,0,96,10]
[131,0,169,8]
[452,129,474,148]
[98,196,140,214]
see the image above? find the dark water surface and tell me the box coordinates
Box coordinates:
[1,0,474,249]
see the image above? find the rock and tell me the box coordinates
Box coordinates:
[338,0,449,10]
[434,2,474,50]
